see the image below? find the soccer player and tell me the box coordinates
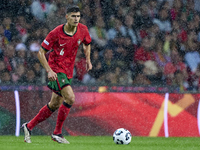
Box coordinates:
[22,5,92,144]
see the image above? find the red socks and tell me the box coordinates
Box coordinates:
[27,104,54,131]
[53,102,71,135]
[26,102,71,135]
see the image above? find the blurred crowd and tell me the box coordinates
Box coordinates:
[1,0,200,92]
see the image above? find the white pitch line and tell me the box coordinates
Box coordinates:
[14,90,20,137]
[164,93,169,138]
[197,100,200,136]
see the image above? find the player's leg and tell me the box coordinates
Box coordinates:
[27,92,63,130]
[23,92,63,143]
[51,85,75,144]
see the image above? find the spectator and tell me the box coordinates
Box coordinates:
[17,0,33,21]
[134,36,164,83]
[0,0,20,18]
[82,61,104,84]
[124,14,138,45]
[81,4,93,28]
[134,37,156,65]
[164,49,188,85]
[153,8,172,33]
[115,65,133,85]
[184,41,200,73]
[184,0,196,22]
[2,17,18,40]
[24,69,36,84]
[90,6,103,26]
[187,29,198,43]
[170,0,183,21]
[160,1,171,10]
[46,4,66,30]
[122,36,135,65]
[100,71,117,85]
[178,12,188,32]
[0,60,7,73]
[0,24,9,49]
[15,43,27,66]
[148,0,158,19]
[15,16,31,43]
[101,48,116,73]
[31,0,51,22]
[194,0,200,12]
[100,65,129,85]
[126,0,137,14]
[11,64,26,84]
[0,71,12,84]
[135,3,153,30]
[48,0,62,14]
[170,29,179,44]
[114,46,129,70]
[171,20,186,45]
[89,16,108,49]
[32,60,42,83]
[3,44,17,72]
[110,0,122,20]
[173,70,188,92]
[107,18,126,48]
[147,24,161,38]
[193,13,200,33]
[153,40,171,73]
[163,33,171,56]
[28,39,41,65]
[132,65,151,85]
[89,49,104,79]
[186,63,200,92]
[82,50,104,84]
[39,27,49,42]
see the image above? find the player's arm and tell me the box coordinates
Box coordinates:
[83,43,92,71]
[37,47,57,81]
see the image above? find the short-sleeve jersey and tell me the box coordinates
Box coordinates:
[41,23,91,79]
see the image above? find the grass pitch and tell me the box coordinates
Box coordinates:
[0,136,200,150]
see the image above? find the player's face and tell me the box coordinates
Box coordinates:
[66,12,81,27]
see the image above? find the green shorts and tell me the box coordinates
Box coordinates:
[47,72,72,97]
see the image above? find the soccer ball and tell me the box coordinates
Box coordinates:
[113,128,132,145]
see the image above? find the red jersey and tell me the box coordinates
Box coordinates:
[41,23,91,79]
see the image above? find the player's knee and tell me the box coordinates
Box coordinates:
[64,94,75,105]
[48,101,61,110]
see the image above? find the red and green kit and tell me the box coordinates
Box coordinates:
[41,23,91,79]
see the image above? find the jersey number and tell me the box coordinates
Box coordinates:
[60,48,64,55]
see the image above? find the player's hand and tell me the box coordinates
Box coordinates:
[86,61,92,72]
[47,70,57,81]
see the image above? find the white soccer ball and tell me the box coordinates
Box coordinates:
[113,128,132,145]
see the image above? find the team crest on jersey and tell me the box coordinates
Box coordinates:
[77,39,81,45]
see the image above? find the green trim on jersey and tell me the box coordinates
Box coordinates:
[47,72,72,97]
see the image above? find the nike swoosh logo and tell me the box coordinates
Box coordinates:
[60,43,66,46]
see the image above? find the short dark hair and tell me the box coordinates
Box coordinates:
[66,5,80,14]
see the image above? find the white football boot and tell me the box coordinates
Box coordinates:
[51,134,70,144]
[22,123,32,143]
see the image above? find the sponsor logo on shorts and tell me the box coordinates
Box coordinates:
[62,79,65,83]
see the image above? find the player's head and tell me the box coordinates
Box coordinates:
[65,5,81,27]
[66,5,80,14]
